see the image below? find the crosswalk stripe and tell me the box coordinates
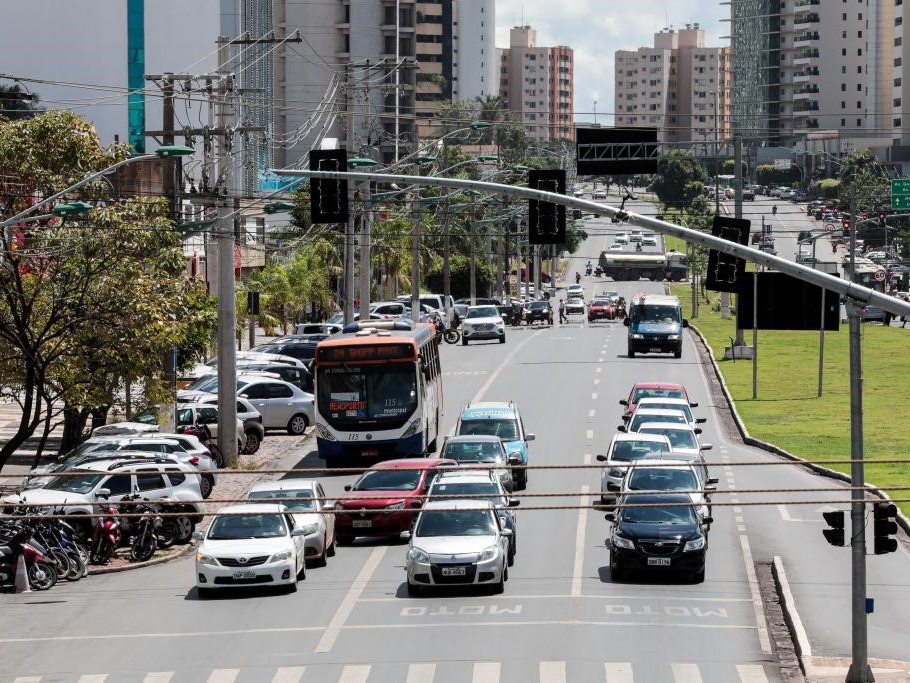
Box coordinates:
[338,665,370,683]
[271,667,305,683]
[671,663,703,683]
[539,661,566,683]
[472,662,501,683]
[206,670,239,683]
[604,663,634,683]
[405,663,436,683]
[141,673,173,683]
[736,664,770,682]
[77,676,108,683]
[13,678,42,683]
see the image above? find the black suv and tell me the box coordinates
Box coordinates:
[605,493,711,583]
[523,300,553,325]
[252,336,323,363]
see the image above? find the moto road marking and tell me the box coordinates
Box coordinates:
[604,663,634,682]
[571,486,590,597]
[540,661,566,683]
[405,664,436,683]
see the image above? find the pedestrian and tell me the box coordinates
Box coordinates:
[559,299,567,324]
[885,309,893,326]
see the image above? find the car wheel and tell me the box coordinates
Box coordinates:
[314,535,328,567]
[610,558,624,581]
[173,515,195,544]
[499,335,506,344]
[287,414,309,436]
[491,572,505,595]
[628,346,635,358]
[462,338,468,346]
[243,430,261,454]
[508,545,515,567]
[296,558,306,579]
[336,534,354,547]
[407,581,422,597]
[199,475,214,499]
[691,568,705,584]
[326,533,336,557]
[197,587,215,599]
[674,347,682,359]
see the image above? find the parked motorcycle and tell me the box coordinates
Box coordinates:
[121,498,163,563]
[89,490,122,565]
[0,523,58,590]
[31,515,87,581]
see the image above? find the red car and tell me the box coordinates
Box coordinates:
[619,382,696,420]
[588,297,618,321]
[333,458,456,544]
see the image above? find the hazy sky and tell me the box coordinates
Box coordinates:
[495,0,729,125]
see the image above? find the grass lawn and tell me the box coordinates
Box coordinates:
[670,283,910,514]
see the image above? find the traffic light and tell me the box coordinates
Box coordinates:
[705,215,750,293]
[822,509,845,547]
[308,149,349,223]
[879,212,887,228]
[842,219,851,235]
[528,169,566,245]
[873,502,899,554]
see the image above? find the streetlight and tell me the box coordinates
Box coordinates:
[409,155,436,321]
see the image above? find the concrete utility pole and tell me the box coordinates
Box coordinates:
[344,62,356,325]
[469,214,477,306]
[215,37,238,468]
[410,166,422,321]
[359,180,372,320]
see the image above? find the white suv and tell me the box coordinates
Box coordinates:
[2,456,206,540]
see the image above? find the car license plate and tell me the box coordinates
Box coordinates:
[232,569,257,579]
[647,557,671,566]
[441,566,466,576]
[352,520,372,528]
[650,347,663,353]
[361,449,378,457]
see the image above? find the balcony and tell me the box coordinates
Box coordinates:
[792,67,819,83]
[795,0,820,6]
[793,85,819,99]
[793,32,820,47]
[792,49,820,65]
[793,100,820,115]
[793,14,820,31]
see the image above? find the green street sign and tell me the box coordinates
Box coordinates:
[891,178,910,194]
[892,195,910,210]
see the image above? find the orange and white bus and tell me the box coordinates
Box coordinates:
[313,321,442,462]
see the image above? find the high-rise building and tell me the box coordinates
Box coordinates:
[498,26,575,142]
[614,25,731,145]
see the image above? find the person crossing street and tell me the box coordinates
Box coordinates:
[559,298,568,324]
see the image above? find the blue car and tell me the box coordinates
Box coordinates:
[455,402,535,490]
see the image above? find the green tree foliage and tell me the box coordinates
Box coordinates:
[755,164,801,187]
[650,151,708,209]
[0,112,217,469]
[815,178,840,199]
[836,149,890,214]
[425,253,492,299]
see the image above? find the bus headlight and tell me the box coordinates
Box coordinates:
[402,418,422,438]
[316,424,336,440]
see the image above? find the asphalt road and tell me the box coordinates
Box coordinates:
[3,226,909,683]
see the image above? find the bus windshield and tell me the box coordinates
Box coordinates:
[632,304,680,324]
[317,363,418,427]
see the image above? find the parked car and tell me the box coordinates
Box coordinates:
[168,394,265,455]
[246,479,335,566]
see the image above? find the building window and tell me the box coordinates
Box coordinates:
[896,98,903,106]
[857,101,862,108]
[857,84,862,91]
[895,118,902,127]
[841,119,846,126]
[897,37,903,46]
[857,49,862,56]
[898,58,904,67]
[843,31,848,39]
[842,83,847,91]
[842,48,848,56]
[858,31,862,38]
[842,66,847,73]
[858,66,863,74]
[842,101,846,109]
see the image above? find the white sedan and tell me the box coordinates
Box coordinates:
[194,504,307,597]
[246,479,335,566]
[565,297,585,315]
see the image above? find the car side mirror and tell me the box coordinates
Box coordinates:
[694,427,703,435]
[508,499,520,507]
[604,513,615,521]
[607,482,620,492]
[343,484,352,491]
[192,530,204,541]
[500,527,513,537]
[682,319,690,328]
[707,477,719,485]
[508,454,522,466]
[702,517,714,526]
[525,434,535,442]
[291,528,307,537]
[621,415,631,422]
[700,443,713,451]
[617,425,627,433]
[596,454,608,462]
[623,318,630,327]
[619,399,628,406]
[399,530,411,540]
[695,417,707,424]
[96,488,111,500]
[689,402,699,408]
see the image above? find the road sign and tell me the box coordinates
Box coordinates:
[890,179,910,209]
[823,222,836,232]
[874,269,886,282]
[891,195,910,210]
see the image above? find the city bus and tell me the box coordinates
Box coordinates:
[313,320,442,462]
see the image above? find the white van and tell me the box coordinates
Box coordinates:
[397,293,455,322]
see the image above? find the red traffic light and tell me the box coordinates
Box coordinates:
[873,502,898,554]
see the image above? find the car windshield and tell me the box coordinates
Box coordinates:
[458,418,519,441]
[610,440,669,462]
[131,409,159,425]
[630,412,686,430]
[637,402,693,421]
[429,482,505,506]
[43,472,105,494]
[529,302,548,310]
[592,299,611,306]
[415,509,498,537]
[186,375,219,392]
[467,307,498,319]
[632,304,680,324]
[623,504,697,525]
[207,513,288,540]
[248,489,316,511]
[354,469,423,491]
[628,468,697,492]
[631,387,685,403]
[57,441,109,464]
[442,441,504,464]
[640,427,698,450]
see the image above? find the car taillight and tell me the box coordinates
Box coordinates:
[257,415,263,423]
[189,456,200,465]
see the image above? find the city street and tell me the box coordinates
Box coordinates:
[2,227,909,683]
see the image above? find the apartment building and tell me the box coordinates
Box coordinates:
[498,26,575,142]
[614,25,730,145]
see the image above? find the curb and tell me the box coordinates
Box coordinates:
[772,556,812,670]
[87,542,195,575]
[687,323,910,536]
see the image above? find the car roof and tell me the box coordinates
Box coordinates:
[460,402,518,419]
[220,503,288,515]
[433,470,498,484]
[368,458,457,470]
[629,458,696,470]
[247,479,318,492]
[622,492,695,506]
[69,454,186,471]
[631,382,687,391]
[631,408,688,417]
[636,397,690,406]
[422,499,495,511]
[444,435,503,444]
[639,422,698,433]
[611,432,671,444]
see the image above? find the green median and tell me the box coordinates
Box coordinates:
[669,283,910,516]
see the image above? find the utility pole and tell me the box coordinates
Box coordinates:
[359,179,372,319]
[410,165,421,321]
[469,214,477,306]
[214,37,238,468]
[344,63,356,325]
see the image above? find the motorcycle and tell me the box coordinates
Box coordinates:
[31,515,87,581]
[89,492,122,565]
[431,315,461,345]
[585,265,593,276]
[121,498,163,563]
[0,523,58,590]
[178,422,224,468]
[594,266,603,277]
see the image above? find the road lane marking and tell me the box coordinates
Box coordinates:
[598,357,605,362]
[472,662,500,683]
[13,678,42,683]
[737,525,746,532]
[733,507,742,514]
[315,545,387,653]
[594,378,600,385]
[571,485,591,596]
[592,393,598,400]
[77,677,108,683]
[205,671,237,683]
[405,664,436,683]
[142,674,174,683]
[586,429,594,440]
[740,534,772,654]
[735,516,744,523]
[338,666,370,683]
[540,661,566,682]
[778,504,793,521]
[596,367,602,373]
[270,668,305,683]
[584,453,593,465]
[671,663,702,682]
[588,409,596,417]
[736,664,770,682]
[604,663,634,682]
[360,593,752,603]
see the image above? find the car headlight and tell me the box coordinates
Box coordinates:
[632,333,645,339]
[386,501,406,510]
[684,536,706,552]
[196,552,218,566]
[408,547,429,563]
[298,523,319,535]
[608,467,624,478]
[667,334,680,340]
[612,535,635,550]
[269,550,293,562]
[479,544,500,561]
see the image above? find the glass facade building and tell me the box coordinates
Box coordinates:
[730,0,780,145]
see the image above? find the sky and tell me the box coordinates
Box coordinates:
[495,0,729,126]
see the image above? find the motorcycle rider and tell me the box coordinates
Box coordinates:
[772,205,777,216]
[575,272,582,285]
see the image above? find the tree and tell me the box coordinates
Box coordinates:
[0,84,41,120]
[836,150,890,215]
[649,151,708,209]
[0,112,217,469]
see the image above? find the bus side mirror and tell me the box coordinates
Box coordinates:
[623,318,630,327]
[682,319,690,328]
